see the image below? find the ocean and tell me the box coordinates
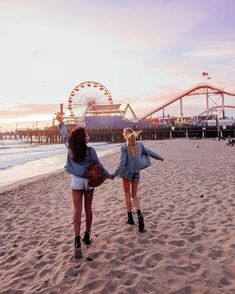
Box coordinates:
[0,140,121,188]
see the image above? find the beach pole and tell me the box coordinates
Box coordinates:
[202,127,205,138]
[206,87,209,117]
[216,115,220,140]
[222,93,225,119]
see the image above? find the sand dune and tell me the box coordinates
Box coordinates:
[1,139,235,293]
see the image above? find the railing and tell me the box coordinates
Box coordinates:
[0,125,234,143]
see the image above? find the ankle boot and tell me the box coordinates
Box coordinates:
[137,210,145,232]
[127,212,134,225]
[82,231,91,245]
[74,235,82,258]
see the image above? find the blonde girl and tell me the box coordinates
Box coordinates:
[113,128,164,232]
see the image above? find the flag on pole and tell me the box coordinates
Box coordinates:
[202,72,208,76]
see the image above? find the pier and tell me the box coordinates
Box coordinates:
[0,125,234,143]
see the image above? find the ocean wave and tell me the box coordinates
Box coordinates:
[0,144,65,156]
[0,142,120,170]
[0,149,65,170]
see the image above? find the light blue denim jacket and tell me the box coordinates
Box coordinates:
[59,122,111,178]
[114,142,163,178]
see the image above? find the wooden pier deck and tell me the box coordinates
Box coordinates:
[0,125,234,143]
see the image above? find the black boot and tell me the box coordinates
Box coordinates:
[74,235,82,258]
[127,212,134,225]
[82,231,91,245]
[137,210,145,232]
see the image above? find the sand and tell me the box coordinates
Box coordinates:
[0,139,235,294]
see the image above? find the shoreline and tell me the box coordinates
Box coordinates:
[0,168,64,194]
[0,146,121,194]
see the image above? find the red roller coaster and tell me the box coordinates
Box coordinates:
[140,84,235,121]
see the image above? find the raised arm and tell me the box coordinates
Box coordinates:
[55,112,68,147]
[59,122,69,147]
[142,143,164,161]
[113,146,127,177]
[90,148,112,178]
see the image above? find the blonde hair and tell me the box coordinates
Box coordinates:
[123,128,142,158]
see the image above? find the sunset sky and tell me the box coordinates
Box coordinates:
[0,0,235,130]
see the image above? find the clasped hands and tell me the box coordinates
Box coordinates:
[109,174,116,180]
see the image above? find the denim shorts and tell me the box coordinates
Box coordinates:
[123,172,140,181]
[71,175,94,190]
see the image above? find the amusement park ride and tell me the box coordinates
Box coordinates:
[140,84,235,122]
[55,81,235,128]
[2,79,234,142]
[56,81,137,126]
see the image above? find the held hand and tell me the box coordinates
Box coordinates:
[110,174,115,180]
[55,112,63,123]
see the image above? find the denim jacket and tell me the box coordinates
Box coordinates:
[114,142,163,178]
[59,122,111,178]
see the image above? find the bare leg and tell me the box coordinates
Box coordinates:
[122,178,135,225]
[131,180,140,210]
[122,178,132,212]
[84,189,94,233]
[72,189,83,237]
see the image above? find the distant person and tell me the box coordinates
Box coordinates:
[227,137,235,146]
[55,113,112,258]
[113,128,164,232]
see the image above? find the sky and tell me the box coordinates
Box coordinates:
[0,0,235,130]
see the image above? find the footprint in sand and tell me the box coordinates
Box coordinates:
[131,252,146,264]
[145,253,163,267]
[37,253,44,260]
[61,245,71,253]
[47,253,57,260]
[169,285,192,294]
[115,236,126,245]
[36,280,49,292]
[152,237,166,245]
[123,273,138,287]
[189,234,202,243]
[229,244,235,250]
[84,279,106,292]
[64,267,79,278]
[220,275,231,286]
[104,251,115,260]
[208,248,224,260]
[168,240,185,247]
[194,244,205,254]
[169,251,180,259]
[34,261,47,270]
[178,263,201,273]
[198,207,207,214]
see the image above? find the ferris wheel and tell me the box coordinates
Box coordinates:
[67,81,113,120]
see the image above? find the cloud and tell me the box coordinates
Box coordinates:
[185,48,235,58]
[0,103,59,118]
[0,0,234,121]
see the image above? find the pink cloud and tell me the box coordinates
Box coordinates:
[0,103,59,118]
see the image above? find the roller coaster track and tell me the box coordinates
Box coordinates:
[198,105,235,116]
[140,84,235,120]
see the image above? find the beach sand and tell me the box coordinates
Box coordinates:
[0,139,235,294]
